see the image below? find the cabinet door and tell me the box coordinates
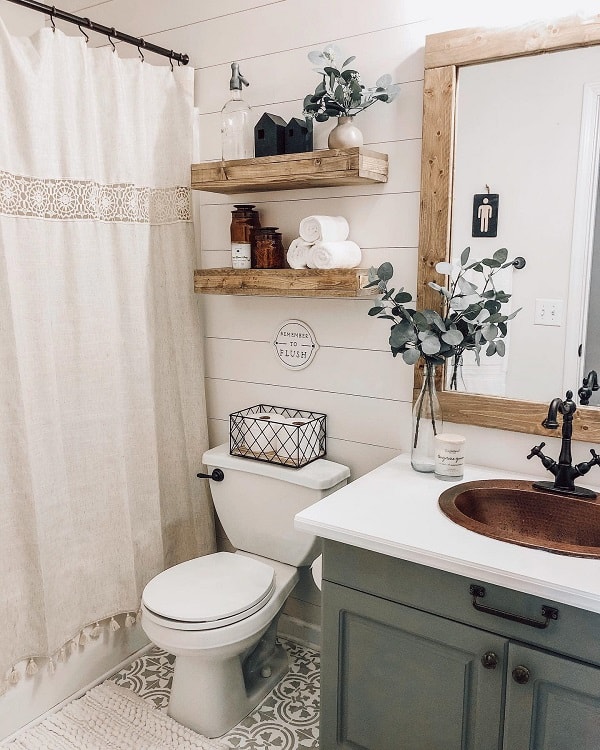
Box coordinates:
[503,643,600,750]
[321,580,505,750]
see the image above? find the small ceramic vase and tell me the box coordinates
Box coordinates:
[328,116,364,149]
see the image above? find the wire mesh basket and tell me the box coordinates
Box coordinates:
[230,404,326,468]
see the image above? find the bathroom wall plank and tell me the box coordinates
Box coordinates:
[197,250,232,269]
[199,247,417,346]
[195,82,424,163]
[207,419,403,480]
[204,338,414,402]
[1,3,48,33]
[143,0,428,69]
[63,0,284,41]
[205,378,411,450]
[50,0,109,13]
[199,193,420,252]
[194,23,427,115]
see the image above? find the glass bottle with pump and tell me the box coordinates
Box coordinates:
[221,63,254,161]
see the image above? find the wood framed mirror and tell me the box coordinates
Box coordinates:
[417,15,600,442]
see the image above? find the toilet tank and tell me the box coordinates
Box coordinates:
[203,444,349,566]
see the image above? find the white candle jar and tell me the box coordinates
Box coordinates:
[434,433,466,480]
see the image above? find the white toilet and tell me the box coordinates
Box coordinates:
[141,442,349,738]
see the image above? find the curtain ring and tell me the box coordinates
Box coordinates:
[138,38,145,63]
[108,28,116,53]
[78,20,89,43]
[50,6,56,32]
[169,51,174,72]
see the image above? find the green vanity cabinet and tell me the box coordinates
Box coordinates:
[321,580,505,749]
[503,644,600,749]
[320,540,600,750]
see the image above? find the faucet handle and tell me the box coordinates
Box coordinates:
[590,449,600,466]
[527,442,546,460]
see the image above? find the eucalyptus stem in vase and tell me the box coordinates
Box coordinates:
[411,361,442,472]
[366,248,522,472]
[302,45,400,148]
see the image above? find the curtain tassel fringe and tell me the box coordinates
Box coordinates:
[47,658,56,675]
[79,629,88,646]
[25,659,38,676]
[125,613,135,628]
[58,645,67,662]
[109,616,120,632]
[89,622,101,639]
[135,608,142,624]
[8,667,20,685]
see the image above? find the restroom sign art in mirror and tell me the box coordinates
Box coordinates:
[272,320,319,370]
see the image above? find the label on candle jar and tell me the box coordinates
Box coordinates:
[434,433,466,480]
[231,242,251,269]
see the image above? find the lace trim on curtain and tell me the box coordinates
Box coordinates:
[0,170,191,224]
[0,610,142,697]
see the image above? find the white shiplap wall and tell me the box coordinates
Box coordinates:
[190,1,431,480]
[4,0,599,735]
[187,0,432,644]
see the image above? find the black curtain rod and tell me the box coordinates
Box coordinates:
[4,0,189,65]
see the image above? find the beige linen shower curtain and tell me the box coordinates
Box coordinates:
[0,21,215,691]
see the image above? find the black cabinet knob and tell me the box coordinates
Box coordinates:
[512,665,530,684]
[481,651,499,670]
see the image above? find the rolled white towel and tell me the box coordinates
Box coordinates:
[309,240,362,269]
[299,215,350,243]
[286,237,313,269]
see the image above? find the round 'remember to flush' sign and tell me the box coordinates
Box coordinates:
[272,320,319,370]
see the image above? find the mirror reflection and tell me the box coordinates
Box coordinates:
[449,45,600,406]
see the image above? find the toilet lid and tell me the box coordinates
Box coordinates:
[142,552,275,624]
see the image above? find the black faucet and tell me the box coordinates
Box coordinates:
[578,370,599,406]
[527,390,600,500]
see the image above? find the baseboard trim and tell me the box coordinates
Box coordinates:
[278,613,321,651]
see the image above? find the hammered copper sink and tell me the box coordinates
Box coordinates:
[438,479,600,558]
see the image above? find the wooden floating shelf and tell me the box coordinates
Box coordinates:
[191,147,388,194]
[194,268,378,298]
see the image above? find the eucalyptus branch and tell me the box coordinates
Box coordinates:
[366,247,522,370]
[303,46,400,122]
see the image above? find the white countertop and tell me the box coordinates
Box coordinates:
[294,455,600,614]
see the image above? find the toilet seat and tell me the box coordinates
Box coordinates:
[142,552,276,631]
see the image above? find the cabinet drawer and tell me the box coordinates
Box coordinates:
[323,540,600,666]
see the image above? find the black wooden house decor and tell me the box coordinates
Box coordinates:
[285,117,313,154]
[254,113,287,157]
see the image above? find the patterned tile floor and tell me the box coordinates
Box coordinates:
[110,639,320,749]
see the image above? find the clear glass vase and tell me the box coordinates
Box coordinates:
[448,354,467,391]
[411,362,443,472]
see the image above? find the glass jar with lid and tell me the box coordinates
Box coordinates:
[252,227,285,269]
[230,204,261,269]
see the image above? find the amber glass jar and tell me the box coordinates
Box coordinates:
[252,227,284,269]
[230,204,261,269]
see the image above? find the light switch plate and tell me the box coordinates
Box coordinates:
[534,298,563,326]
